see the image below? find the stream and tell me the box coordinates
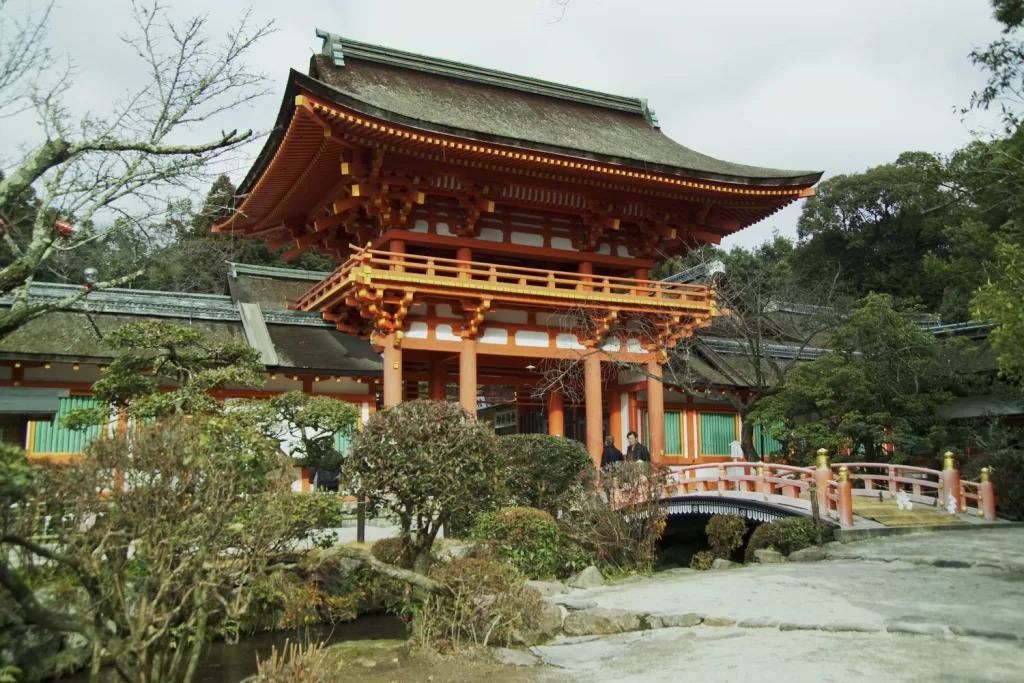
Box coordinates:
[59,615,407,683]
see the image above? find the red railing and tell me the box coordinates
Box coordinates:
[292,247,714,314]
[661,460,997,527]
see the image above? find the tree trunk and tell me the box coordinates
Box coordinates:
[740,416,758,462]
[182,592,207,683]
[321,547,449,595]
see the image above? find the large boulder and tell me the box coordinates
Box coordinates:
[711,558,735,570]
[512,603,565,645]
[753,549,786,564]
[566,566,605,589]
[787,546,827,563]
[562,607,642,636]
[323,639,409,668]
[523,580,570,597]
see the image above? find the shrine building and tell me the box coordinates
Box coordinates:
[213,31,822,467]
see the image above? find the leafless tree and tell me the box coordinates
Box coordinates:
[0,0,273,336]
[535,245,842,460]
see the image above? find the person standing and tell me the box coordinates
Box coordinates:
[600,435,623,470]
[626,431,651,463]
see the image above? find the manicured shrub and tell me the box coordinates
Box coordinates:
[706,514,747,560]
[744,517,819,563]
[689,550,715,571]
[554,537,596,580]
[371,537,410,568]
[418,558,542,649]
[470,507,561,579]
[502,434,595,515]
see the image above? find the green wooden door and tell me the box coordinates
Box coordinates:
[699,412,735,455]
[32,396,104,454]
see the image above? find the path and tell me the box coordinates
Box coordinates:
[529,529,1024,682]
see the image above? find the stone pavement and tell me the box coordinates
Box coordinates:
[528,529,1024,682]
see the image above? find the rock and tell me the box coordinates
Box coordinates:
[737,616,780,628]
[445,544,476,560]
[495,647,540,666]
[514,603,565,645]
[324,639,409,666]
[779,622,823,631]
[949,625,1020,640]
[886,623,947,636]
[548,596,598,611]
[659,613,704,628]
[562,607,642,636]
[524,580,570,597]
[822,623,883,633]
[566,566,606,589]
[753,549,785,564]
[711,558,735,569]
[701,615,737,627]
[787,547,827,563]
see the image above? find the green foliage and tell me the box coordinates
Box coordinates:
[757,294,955,461]
[239,392,359,471]
[957,418,1024,520]
[554,537,596,579]
[705,514,747,560]
[689,550,716,571]
[501,434,594,515]
[236,492,348,550]
[470,507,562,579]
[974,242,1024,383]
[744,518,819,563]
[63,319,265,428]
[0,444,33,512]
[346,400,506,574]
[417,558,542,650]
[967,0,1024,132]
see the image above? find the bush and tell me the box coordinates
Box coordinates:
[470,507,561,579]
[502,434,594,515]
[706,514,747,560]
[416,558,542,650]
[371,537,410,568]
[744,517,819,563]
[558,461,668,574]
[554,537,596,579]
[257,641,342,683]
[689,550,716,571]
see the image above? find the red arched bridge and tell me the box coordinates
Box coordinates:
[658,451,998,528]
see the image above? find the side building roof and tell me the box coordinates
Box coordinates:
[0,271,382,377]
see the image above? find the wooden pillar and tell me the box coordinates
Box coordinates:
[980,467,996,521]
[815,448,833,514]
[516,389,530,434]
[391,238,405,272]
[646,358,665,464]
[942,451,962,511]
[579,261,593,292]
[607,386,622,454]
[584,352,603,468]
[460,337,477,416]
[635,267,649,281]
[548,389,564,437]
[456,246,472,278]
[837,466,854,527]
[628,391,638,435]
[382,332,402,408]
[428,354,447,401]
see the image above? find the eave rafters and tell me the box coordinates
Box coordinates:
[213,92,812,260]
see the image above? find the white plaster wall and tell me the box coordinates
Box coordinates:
[515,330,549,347]
[479,328,508,345]
[435,324,460,342]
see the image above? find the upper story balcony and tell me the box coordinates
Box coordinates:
[291,248,716,322]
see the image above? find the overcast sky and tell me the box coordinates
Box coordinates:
[5,0,1006,249]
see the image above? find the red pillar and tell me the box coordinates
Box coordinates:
[815,449,833,514]
[628,391,638,435]
[980,468,996,521]
[646,358,665,464]
[428,354,446,401]
[584,352,603,468]
[837,466,854,527]
[942,451,962,511]
[548,389,564,437]
[391,238,405,272]
[460,337,477,416]
[607,386,622,452]
[382,332,402,408]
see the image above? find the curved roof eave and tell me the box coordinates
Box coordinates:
[236,70,822,200]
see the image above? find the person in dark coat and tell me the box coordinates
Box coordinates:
[626,431,651,463]
[600,435,623,470]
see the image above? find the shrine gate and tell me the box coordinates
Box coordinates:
[214,31,822,467]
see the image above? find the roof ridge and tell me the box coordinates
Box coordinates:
[228,261,332,281]
[315,29,660,126]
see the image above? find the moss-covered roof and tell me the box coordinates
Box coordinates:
[305,50,820,185]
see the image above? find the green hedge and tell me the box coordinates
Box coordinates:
[744,517,819,563]
[470,507,561,579]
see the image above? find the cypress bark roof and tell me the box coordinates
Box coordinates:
[302,34,821,186]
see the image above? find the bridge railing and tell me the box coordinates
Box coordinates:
[661,451,997,527]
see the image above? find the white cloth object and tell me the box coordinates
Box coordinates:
[946,493,958,515]
[896,490,913,511]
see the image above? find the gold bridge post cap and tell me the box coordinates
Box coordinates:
[837,466,849,483]
[815,448,830,469]
[980,467,990,483]
[943,451,956,471]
